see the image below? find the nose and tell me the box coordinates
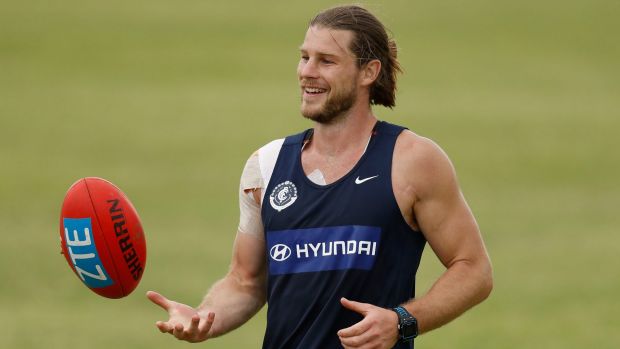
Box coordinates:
[298,58,319,79]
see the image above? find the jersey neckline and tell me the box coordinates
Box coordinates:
[295,120,383,189]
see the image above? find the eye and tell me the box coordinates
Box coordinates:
[321,58,334,65]
[300,55,309,62]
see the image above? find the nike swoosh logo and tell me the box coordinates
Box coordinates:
[355,175,379,184]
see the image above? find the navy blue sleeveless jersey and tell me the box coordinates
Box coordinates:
[261,121,426,349]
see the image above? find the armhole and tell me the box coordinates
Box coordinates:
[392,130,423,233]
[258,138,285,205]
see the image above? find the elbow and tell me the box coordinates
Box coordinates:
[229,265,268,302]
[478,260,494,301]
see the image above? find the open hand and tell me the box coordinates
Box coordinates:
[146,290,215,342]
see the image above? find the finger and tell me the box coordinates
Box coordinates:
[339,333,370,348]
[339,323,377,348]
[183,315,201,337]
[338,318,372,338]
[173,323,185,340]
[146,291,171,311]
[198,312,215,335]
[155,321,173,334]
[340,297,370,316]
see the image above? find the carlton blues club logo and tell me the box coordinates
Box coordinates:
[269,181,298,212]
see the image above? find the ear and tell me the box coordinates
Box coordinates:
[359,59,381,87]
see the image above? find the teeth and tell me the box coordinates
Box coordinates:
[305,87,326,94]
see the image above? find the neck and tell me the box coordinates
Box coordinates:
[309,105,377,157]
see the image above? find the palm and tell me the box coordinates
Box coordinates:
[147,290,215,342]
[166,300,199,327]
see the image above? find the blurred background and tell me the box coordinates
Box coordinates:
[1,0,618,348]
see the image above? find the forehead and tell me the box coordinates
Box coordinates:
[300,26,355,56]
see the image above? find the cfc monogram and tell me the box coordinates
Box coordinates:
[269,181,298,212]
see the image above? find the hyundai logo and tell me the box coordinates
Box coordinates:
[270,244,292,262]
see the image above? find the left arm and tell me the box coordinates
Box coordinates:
[338,133,493,348]
[400,135,493,333]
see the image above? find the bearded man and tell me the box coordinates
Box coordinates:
[148,5,493,349]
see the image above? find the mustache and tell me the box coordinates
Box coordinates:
[300,80,327,89]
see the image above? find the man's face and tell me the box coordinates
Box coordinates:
[297,26,361,124]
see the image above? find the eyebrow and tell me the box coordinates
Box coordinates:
[299,47,339,58]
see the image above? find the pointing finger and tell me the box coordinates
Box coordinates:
[340,297,370,315]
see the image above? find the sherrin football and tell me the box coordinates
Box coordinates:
[60,177,146,298]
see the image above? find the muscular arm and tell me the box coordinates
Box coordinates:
[147,154,267,342]
[395,132,493,333]
[197,231,267,337]
[338,132,492,349]
[147,231,267,342]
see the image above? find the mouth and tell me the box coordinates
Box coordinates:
[302,86,328,99]
[304,87,327,93]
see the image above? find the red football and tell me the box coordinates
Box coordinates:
[60,177,146,298]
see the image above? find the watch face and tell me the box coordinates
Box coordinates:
[402,322,417,339]
[401,318,418,340]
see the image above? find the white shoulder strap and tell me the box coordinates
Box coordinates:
[258,138,284,205]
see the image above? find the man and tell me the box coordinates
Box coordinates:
[147,5,493,349]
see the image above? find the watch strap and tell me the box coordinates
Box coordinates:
[392,306,418,342]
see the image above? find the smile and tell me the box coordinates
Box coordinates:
[303,87,327,95]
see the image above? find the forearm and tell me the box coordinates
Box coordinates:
[405,258,493,334]
[198,270,266,337]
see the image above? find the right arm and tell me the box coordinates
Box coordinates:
[200,230,267,337]
[146,229,267,342]
[147,153,268,342]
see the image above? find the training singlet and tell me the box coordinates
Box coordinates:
[260,121,426,349]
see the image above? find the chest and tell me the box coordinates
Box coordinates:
[263,154,395,233]
[300,147,366,185]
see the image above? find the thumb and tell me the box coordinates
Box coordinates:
[340,297,370,316]
[146,290,171,311]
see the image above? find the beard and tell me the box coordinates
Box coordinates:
[301,82,357,124]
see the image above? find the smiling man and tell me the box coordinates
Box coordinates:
[148,5,493,349]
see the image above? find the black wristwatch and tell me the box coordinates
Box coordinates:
[391,306,418,343]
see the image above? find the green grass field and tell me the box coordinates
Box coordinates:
[1,1,619,348]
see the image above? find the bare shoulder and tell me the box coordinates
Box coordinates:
[393,130,459,202]
[394,130,448,161]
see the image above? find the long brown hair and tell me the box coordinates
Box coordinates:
[310,5,402,108]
